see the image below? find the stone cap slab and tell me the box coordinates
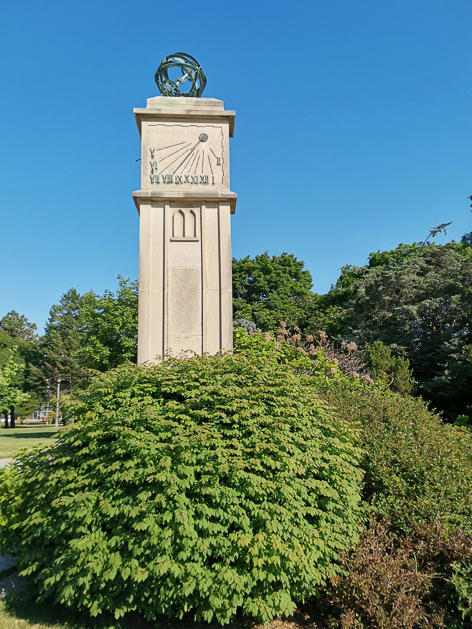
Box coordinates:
[132,189,237,214]
[134,97,235,137]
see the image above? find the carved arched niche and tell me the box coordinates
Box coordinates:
[172,209,185,238]
[171,208,199,241]
[187,209,197,238]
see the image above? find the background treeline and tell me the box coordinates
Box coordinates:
[0,278,139,420]
[1,226,471,425]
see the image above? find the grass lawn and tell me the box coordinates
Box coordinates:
[0,599,303,629]
[0,602,69,629]
[0,591,323,629]
[0,597,169,629]
[0,600,136,629]
[0,427,59,459]
[0,598,113,629]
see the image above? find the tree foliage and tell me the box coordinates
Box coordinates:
[31,289,87,397]
[0,352,29,415]
[232,252,332,331]
[0,311,39,417]
[78,276,138,371]
[0,310,37,343]
[0,351,363,624]
[29,278,138,399]
[364,340,414,396]
[328,242,472,421]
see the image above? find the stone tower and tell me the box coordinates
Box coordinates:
[132,96,236,363]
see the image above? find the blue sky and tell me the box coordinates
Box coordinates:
[1,0,471,331]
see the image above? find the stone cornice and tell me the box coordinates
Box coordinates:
[132,189,237,214]
[134,97,235,137]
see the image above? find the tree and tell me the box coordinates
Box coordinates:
[0,310,37,343]
[461,232,472,247]
[31,289,87,397]
[461,195,472,246]
[78,277,138,371]
[328,242,472,421]
[0,352,29,426]
[0,312,40,420]
[30,279,139,403]
[364,340,414,396]
[232,252,324,331]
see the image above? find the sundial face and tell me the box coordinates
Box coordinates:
[144,123,226,189]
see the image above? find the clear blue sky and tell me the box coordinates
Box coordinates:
[1,0,471,331]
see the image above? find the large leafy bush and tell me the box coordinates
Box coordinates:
[0,351,363,624]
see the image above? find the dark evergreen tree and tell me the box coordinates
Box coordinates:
[31,289,87,397]
[0,310,37,343]
[328,242,472,421]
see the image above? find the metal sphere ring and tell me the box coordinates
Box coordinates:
[155,52,207,98]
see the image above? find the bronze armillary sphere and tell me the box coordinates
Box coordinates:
[155,52,207,98]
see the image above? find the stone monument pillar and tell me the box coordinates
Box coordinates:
[132,96,237,363]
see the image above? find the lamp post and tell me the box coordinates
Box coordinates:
[46,385,51,424]
[55,378,61,427]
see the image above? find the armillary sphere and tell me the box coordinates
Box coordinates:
[155,52,207,98]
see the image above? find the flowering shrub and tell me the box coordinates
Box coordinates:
[275,323,372,381]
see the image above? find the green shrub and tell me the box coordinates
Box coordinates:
[313,377,472,535]
[233,326,355,380]
[0,352,363,624]
[364,340,414,396]
[233,330,472,535]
